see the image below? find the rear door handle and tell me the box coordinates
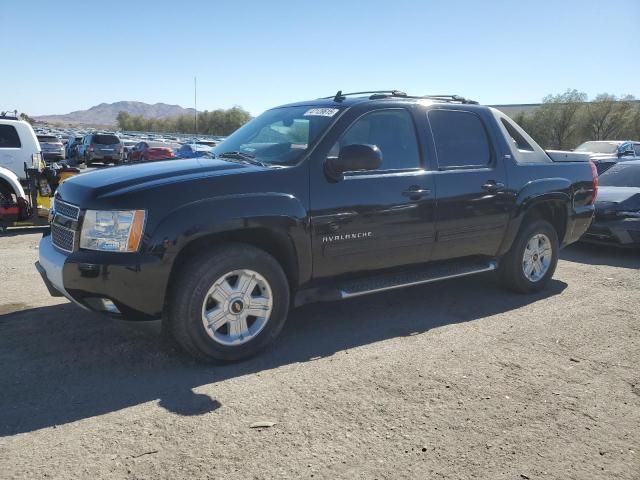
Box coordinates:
[402,187,431,200]
[481,181,505,192]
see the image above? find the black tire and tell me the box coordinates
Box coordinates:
[498,219,559,293]
[167,243,290,362]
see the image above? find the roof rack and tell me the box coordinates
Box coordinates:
[325,90,478,104]
[0,109,19,120]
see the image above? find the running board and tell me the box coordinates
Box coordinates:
[338,259,497,299]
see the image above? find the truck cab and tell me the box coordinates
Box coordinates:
[0,114,41,181]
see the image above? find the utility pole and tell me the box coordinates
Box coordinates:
[194,76,198,138]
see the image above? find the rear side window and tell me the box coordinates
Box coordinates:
[336,109,420,171]
[634,144,640,156]
[428,110,491,168]
[500,118,533,151]
[0,125,22,148]
[93,134,120,145]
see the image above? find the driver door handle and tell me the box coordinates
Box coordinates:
[481,181,505,192]
[402,187,431,200]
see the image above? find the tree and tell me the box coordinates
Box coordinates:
[19,112,35,125]
[582,94,634,140]
[116,106,251,135]
[536,89,587,150]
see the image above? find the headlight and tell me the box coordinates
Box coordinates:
[80,210,146,252]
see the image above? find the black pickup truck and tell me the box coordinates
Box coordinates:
[36,91,597,362]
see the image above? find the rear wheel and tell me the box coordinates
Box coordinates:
[168,243,290,362]
[498,219,559,293]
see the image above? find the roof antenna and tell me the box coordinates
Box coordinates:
[333,90,346,102]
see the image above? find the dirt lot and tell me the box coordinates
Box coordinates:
[0,232,638,479]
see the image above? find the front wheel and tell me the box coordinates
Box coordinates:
[167,244,290,362]
[498,219,559,293]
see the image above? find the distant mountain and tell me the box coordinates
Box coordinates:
[35,101,196,126]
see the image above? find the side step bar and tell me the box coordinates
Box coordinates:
[338,259,497,299]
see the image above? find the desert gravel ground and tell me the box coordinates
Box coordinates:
[0,232,638,479]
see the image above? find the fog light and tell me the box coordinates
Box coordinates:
[101,299,120,314]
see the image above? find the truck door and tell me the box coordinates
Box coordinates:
[309,106,436,279]
[426,108,510,260]
[0,124,23,178]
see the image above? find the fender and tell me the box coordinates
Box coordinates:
[148,192,311,294]
[0,166,26,199]
[497,178,572,256]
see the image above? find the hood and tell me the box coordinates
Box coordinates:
[57,157,261,204]
[594,186,640,219]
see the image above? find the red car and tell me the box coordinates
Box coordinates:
[129,142,176,162]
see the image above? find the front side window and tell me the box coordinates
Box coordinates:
[428,110,491,168]
[212,105,341,165]
[0,125,21,148]
[332,109,421,171]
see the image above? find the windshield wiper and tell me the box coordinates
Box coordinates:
[217,151,267,167]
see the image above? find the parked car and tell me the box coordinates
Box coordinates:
[65,135,83,161]
[574,140,640,161]
[176,143,213,158]
[0,113,41,181]
[37,135,65,162]
[581,161,640,248]
[122,139,139,162]
[37,91,596,362]
[195,139,218,147]
[77,133,123,165]
[128,141,176,162]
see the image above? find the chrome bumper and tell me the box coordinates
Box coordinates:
[36,235,88,310]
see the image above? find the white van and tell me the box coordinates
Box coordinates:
[0,115,41,181]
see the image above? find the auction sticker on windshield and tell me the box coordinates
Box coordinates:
[304,108,339,117]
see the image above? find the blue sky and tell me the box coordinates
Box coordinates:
[2,0,639,116]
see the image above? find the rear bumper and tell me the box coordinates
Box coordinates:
[89,152,123,161]
[562,205,595,247]
[581,217,640,248]
[42,152,65,161]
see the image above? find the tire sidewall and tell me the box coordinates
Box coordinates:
[173,246,290,362]
[503,220,559,293]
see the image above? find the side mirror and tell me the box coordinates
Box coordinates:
[325,144,382,180]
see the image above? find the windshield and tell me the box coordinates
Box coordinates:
[94,134,120,145]
[38,136,60,143]
[599,162,640,187]
[212,105,341,164]
[575,141,619,154]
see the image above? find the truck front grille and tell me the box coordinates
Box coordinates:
[54,198,80,220]
[51,223,76,253]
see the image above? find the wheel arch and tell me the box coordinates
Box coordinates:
[499,189,571,257]
[164,226,301,314]
[0,167,26,199]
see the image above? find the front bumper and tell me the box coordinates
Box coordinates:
[582,217,640,248]
[36,234,168,319]
[36,234,86,308]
